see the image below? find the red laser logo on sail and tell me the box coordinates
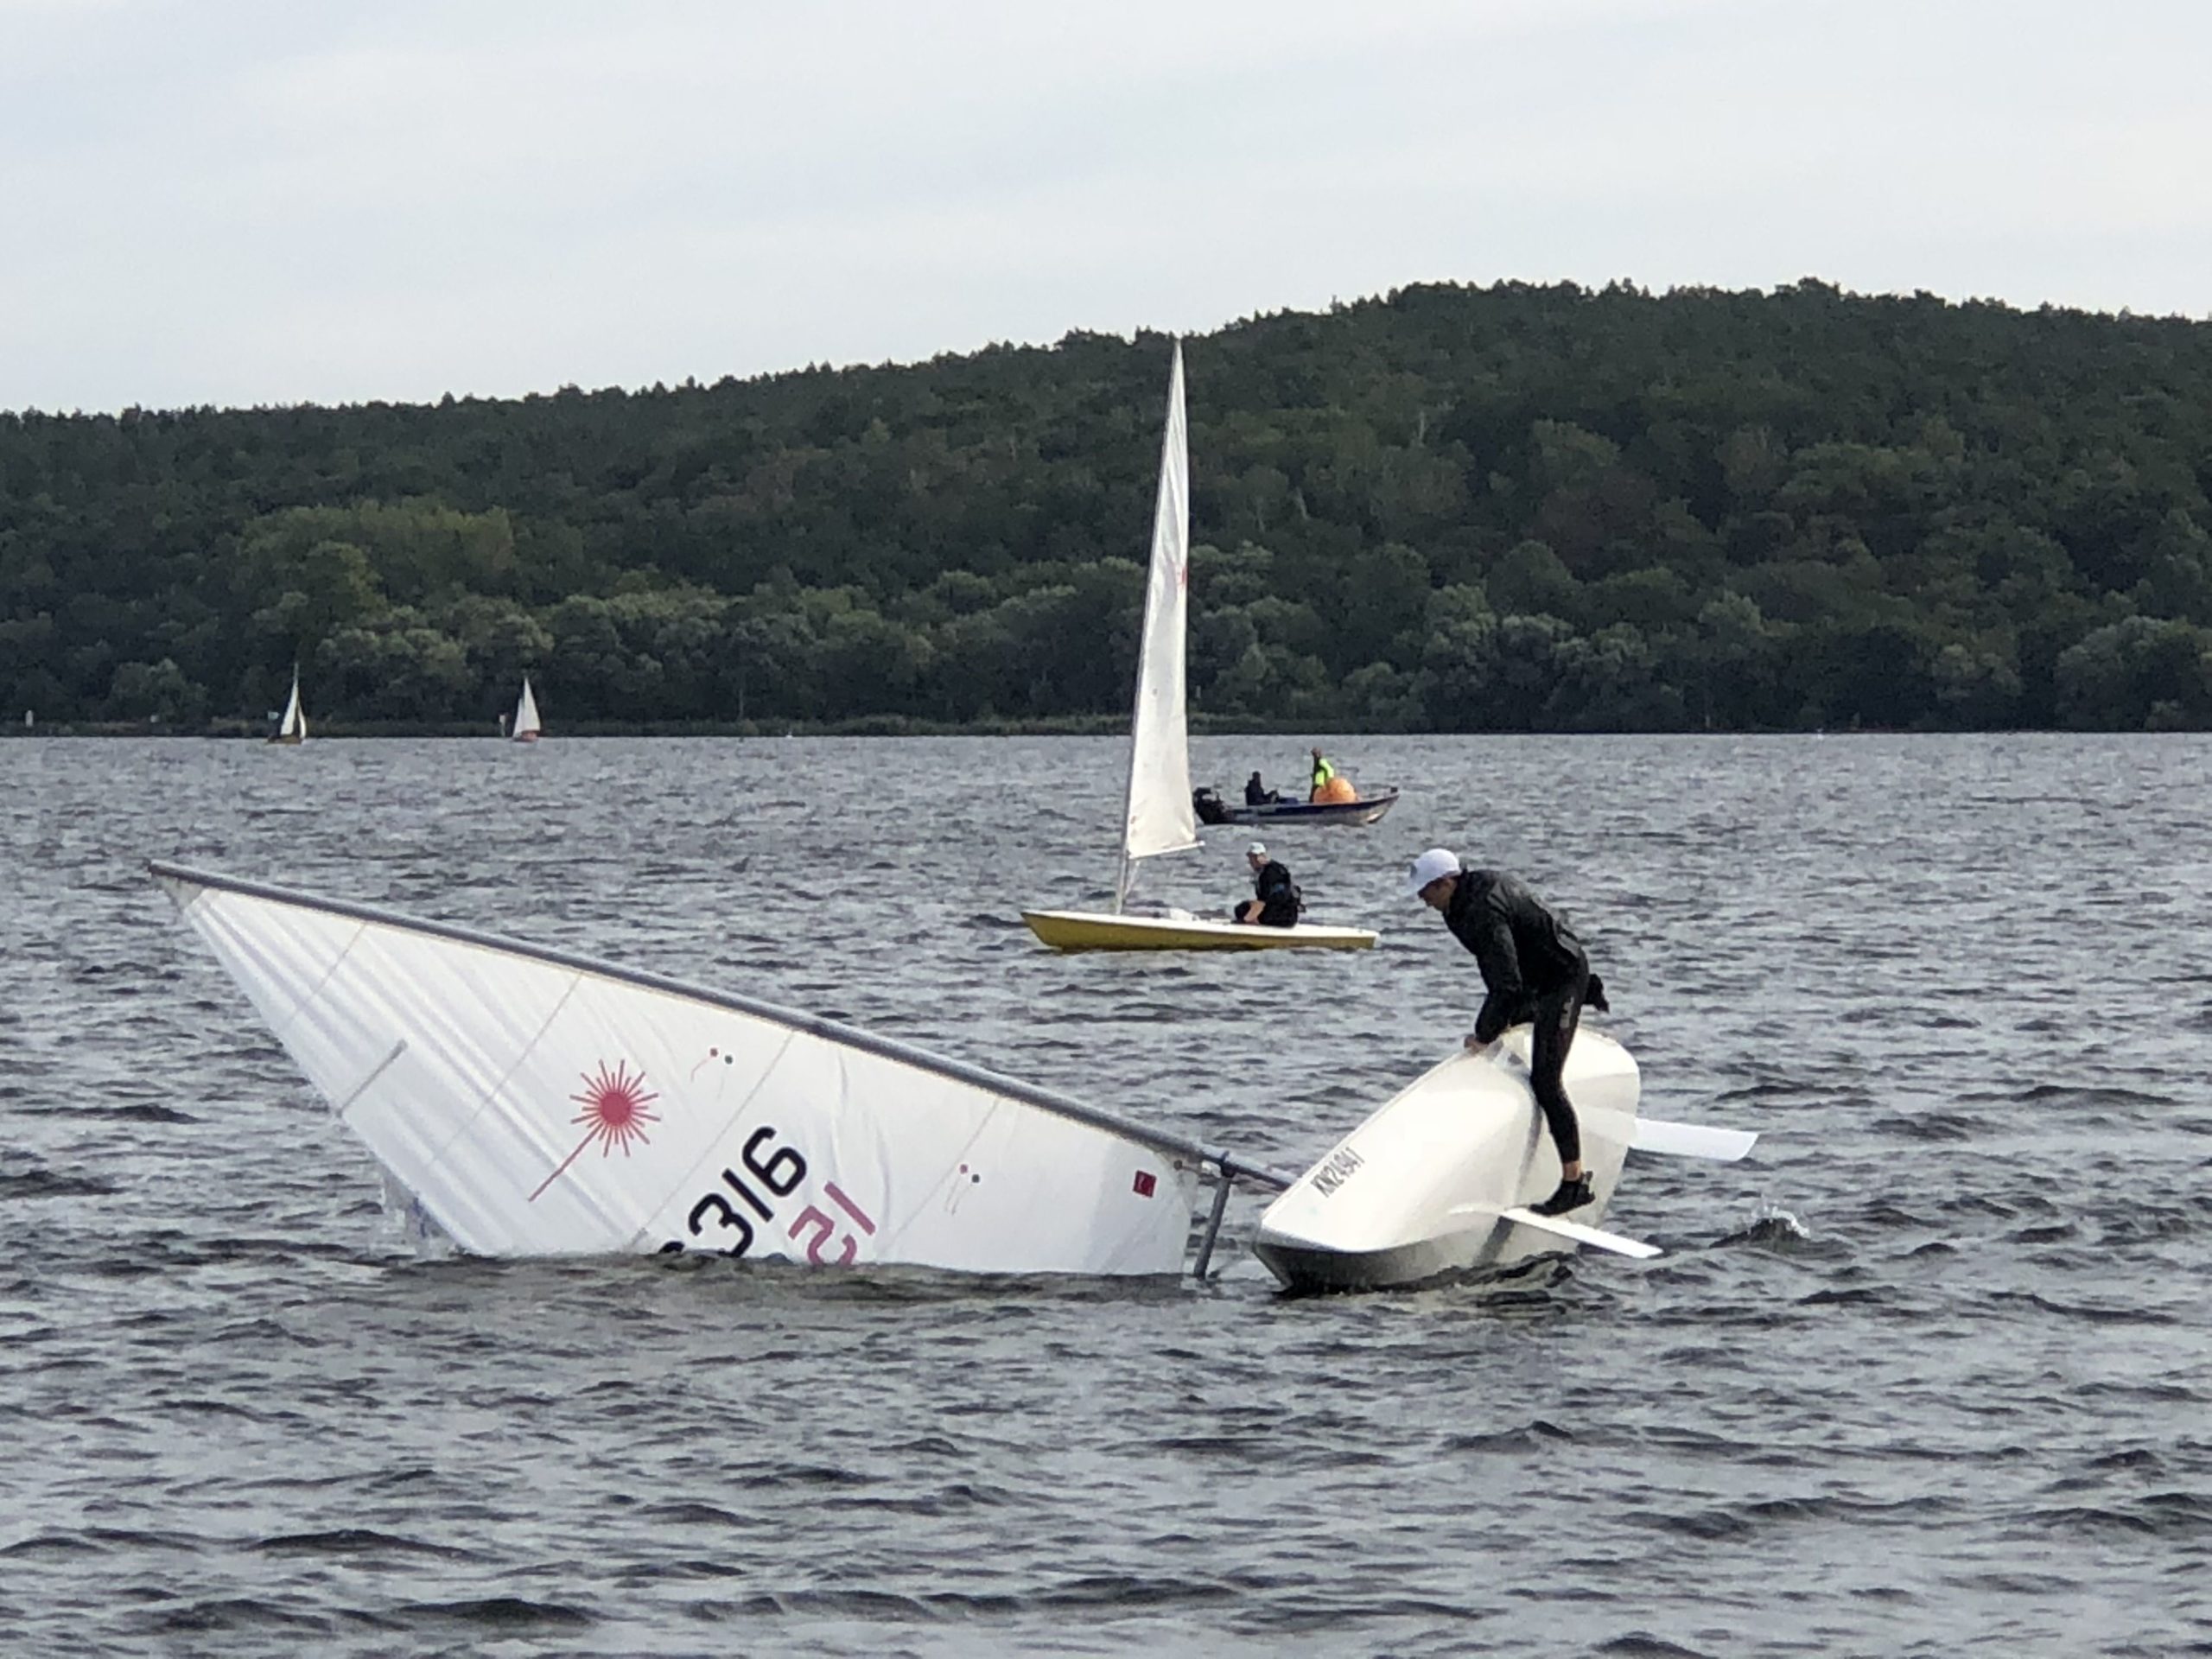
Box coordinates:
[529,1060,661,1202]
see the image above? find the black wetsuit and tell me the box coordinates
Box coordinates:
[1253,860,1300,927]
[1444,868,1610,1164]
[1245,774,1275,806]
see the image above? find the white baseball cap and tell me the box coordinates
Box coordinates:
[1402,848,1460,899]
[1246,841,1268,857]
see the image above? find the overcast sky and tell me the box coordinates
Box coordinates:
[4,0,2208,413]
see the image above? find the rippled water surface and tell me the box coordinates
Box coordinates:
[3,733,2209,1657]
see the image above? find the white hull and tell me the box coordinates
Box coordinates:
[1252,1028,1641,1291]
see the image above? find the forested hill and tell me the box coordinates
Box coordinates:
[6,278,2212,734]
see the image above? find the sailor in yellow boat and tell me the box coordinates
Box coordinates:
[1232,842,1301,927]
[1308,747,1357,804]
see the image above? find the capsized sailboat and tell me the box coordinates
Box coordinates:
[1250,1029,1757,1291]
[1019,344,1376,954]
[511,675,542,743]
[150,863,1287,1276]
[268,667,307,745]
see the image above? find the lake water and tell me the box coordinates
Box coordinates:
[3,733,2208,1657]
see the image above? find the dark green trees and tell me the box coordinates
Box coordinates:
[5,280,2211,731]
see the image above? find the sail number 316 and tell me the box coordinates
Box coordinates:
[662,1125,876,1265]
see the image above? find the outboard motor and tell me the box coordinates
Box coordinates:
[1192,786,1230,825]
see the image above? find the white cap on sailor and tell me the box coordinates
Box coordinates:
[1402,847,1460,899]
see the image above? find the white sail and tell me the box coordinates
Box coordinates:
[152,865,1211,1274]
[1116,340,1198,894]
[278,671,306,741]
[512,675,541,741]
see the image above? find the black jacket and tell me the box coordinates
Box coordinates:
[1253,860,1300,927]
[1445,868,1605,1041]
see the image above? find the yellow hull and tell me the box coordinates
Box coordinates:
[1021,910,1376,952]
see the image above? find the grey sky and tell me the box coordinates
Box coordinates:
[4,0,2207,413]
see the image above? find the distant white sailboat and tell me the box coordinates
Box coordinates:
[511,675,542,744]
[269,666,307,746]
[1019,344,1375,953]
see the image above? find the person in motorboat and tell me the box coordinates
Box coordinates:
[1244,771,1281,807]
[1308,747,1356,804]
[1234,842,1301,927]
[1308,747,1336,799]
[1402,848,1611,1216]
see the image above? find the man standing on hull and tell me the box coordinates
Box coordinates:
[1402,848,1611,1216]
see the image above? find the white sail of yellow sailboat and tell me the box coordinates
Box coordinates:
[1020,345,1374,953]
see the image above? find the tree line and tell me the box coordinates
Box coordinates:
[4,277,2211,734]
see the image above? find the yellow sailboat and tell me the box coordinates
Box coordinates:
[1020,908,1376,951]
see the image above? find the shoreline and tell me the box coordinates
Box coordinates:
[3,720,2191,741]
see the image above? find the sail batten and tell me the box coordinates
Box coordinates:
[153,863,1263,1273]
[1116,341,1198,874]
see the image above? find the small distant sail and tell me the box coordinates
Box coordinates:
[151,865,1234,1274]
[511,675,542,743]
[270,668,307,745]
